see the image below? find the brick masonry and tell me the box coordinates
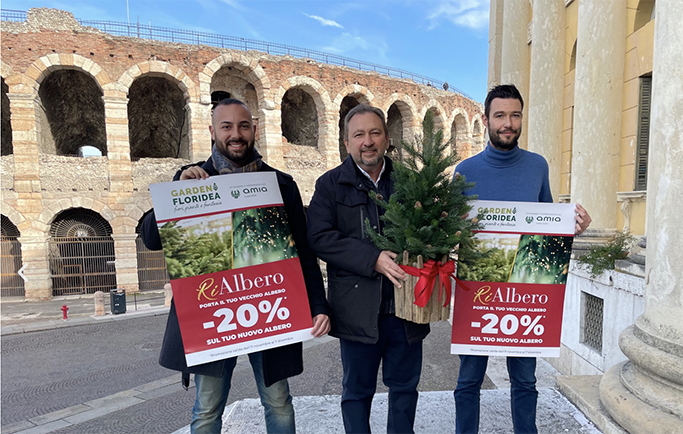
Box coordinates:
[1,9,485,299]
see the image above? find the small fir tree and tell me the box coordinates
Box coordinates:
[365,110,479,262]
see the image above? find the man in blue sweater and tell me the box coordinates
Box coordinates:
[452,84,591,434]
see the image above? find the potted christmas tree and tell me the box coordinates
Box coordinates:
[365,111,480,323]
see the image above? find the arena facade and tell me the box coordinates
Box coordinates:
[0,8,484,300]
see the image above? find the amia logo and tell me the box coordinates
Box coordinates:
[525,216,534,224]
[231,190,240,199]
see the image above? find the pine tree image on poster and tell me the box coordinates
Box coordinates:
[232,206,298,268]
[508,235,573,284]
[159,218,233,280]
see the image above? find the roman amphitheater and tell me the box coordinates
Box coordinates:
[1,8,484,300]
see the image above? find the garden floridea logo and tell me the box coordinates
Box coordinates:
[478,206,517,222]
[171,183,221,206]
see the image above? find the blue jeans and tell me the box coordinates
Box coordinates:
[190,351,295,434]
[454,355,537,434]
[340,315,423,434]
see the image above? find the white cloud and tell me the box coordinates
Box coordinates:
[304,13,344,29]
[218,0,247,12]
[427,0,490,30]
[323,32,388,61]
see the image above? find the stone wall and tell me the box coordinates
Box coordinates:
[0,8,483,299]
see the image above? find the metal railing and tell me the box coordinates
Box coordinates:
[136,237,169,291]
[1,237,25,297]
[1,9,471,99]
[49,236,117,296]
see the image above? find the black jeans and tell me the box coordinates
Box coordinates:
[339,315,423,434]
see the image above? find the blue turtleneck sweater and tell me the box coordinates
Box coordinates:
[454,143,553,203]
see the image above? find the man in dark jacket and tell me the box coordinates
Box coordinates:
[141,98,330,434]
[307,104,430,434]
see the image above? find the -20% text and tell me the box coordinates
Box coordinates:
[472,314,545,336]
[203,297,290,332]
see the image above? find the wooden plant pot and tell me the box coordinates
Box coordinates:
[394,252,451,324]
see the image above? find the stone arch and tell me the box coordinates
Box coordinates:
[123,64,194,160]
[471,114,485,154]
[0,205,27,230]
[118,61,196,102]
[47,207,117,295]
[420,100,447,139]
[275,76,333,151]
[37,198,116,234]
[568,39,577,73]
[37,69,107,156]
[335,86,374,162]
[634,0,655,32]
[381,94,418,159]
[449,108,471,158]
[332,85,376,107]
[201,53,270,106]
[23,54,111,96]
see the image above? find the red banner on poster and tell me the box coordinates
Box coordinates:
[451,279,565,357]
[173,258,312,366]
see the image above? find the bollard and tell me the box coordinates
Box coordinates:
[94,291,105,316]
[164,283,173,307]
[61,305,69,320]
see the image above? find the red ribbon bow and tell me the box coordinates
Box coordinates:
[400,259,455,308]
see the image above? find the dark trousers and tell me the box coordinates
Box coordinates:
[339,315,423,434]
[454,355,538,434]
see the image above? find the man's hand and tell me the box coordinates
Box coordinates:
[374,250,406,288]
[575,203,591,235]
[311,314,330,337]
[179,166,209,180]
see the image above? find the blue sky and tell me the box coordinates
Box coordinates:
[2,0,490,102]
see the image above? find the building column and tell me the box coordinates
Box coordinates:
[111,233,139,293]
[8,93,41,193]
[187,101,212,162]
[570,1,626,229]
[319,109,340,170]
[527,0,565,202]
[19,234,52,300]
[102,95,133,193]
[259,102,285,169]
[500,0,530,149]
[599,1,683,431]
[487,0,504,90]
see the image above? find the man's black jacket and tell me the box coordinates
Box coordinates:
[141,157,329,386]
[306,156,429,345]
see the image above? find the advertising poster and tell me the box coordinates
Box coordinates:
[451,200,576,357]
[149,172,313,367]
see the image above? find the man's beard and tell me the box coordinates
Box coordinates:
[489,128,520,151]
[358,147,384,167]
[220,138,254,163]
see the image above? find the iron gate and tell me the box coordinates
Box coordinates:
[136,237,169,290]
[1,237,25,297]
[49,236,117,296]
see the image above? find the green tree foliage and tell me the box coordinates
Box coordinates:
[578,231,634,278]
[232,206,298,268]
[509,235,573,284]
[159,220,233,280]
[456,240,515,282]
[366,110,479,261]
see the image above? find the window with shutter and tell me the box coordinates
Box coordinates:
[635,76,651,191]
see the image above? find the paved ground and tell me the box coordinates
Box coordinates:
[1,293,602,433]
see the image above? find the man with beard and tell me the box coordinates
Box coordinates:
[452,84,591,433]
[307,104,430,433]
[140,98,330,434]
